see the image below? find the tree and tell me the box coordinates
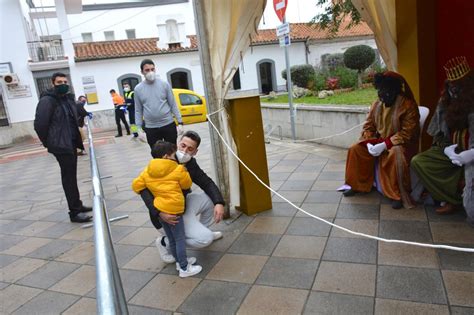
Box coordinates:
[343,45,375,88]
[311,0,362,36]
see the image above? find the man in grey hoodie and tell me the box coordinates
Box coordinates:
[134,59,184,149]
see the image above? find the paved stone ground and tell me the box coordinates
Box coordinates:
[1,122,473,314]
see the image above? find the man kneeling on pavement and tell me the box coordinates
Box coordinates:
[136,130,225,262]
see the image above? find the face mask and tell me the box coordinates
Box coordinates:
[145,71,156,82]
[55,84,69,95]
[123,87,130,92]
[176,150,192,164]
[80,101,86,105]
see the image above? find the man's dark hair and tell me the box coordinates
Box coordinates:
[373,73,402,92]
[109,89,116,93]
[181,130,201,147]
[51,72,67,83]
[140,59,155,71]
[151,140,177,159]
[78,95,86,101]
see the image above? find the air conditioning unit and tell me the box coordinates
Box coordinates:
[3,73,19,85]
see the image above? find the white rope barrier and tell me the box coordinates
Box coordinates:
[207,110,474,253]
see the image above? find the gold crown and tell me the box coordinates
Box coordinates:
[444,56,470,81]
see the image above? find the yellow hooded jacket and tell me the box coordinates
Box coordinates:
[132,159,192,214]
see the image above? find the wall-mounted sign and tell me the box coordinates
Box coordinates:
[83,84,98,104]
[82,76,95,85]
[6,84,32,99]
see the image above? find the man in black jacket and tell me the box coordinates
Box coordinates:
[139,130,225,263]
[34,72,92,223]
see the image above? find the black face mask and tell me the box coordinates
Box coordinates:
[54,84,69,95]
[378,87,399,106]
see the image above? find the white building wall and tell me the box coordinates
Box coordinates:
[1,0,40,123]
[239,42,308,92]
[308,37,377,67]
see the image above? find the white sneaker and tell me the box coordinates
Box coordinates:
[179,264,202,278]
[155,236,175,263]
[212,231,223,240]
[175,257,197,271]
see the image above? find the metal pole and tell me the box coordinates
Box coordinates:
[283,16,296,141]
[192,0,230,217]
[85,118,128,315]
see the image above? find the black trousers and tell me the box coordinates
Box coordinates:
[127,105,136,125]
[54,153,82,212]
[144,122,177,149]
[140,189,162,230]
[115,108,130,136]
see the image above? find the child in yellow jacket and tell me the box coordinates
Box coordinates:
[132,140,202,277]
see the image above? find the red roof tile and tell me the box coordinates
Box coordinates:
[74,21,373,62]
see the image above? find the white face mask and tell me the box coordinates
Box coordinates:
[145,71,156,82]
[176,150,192,164]
[123,87,130,92]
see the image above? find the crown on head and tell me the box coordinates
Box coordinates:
[444,56,470,81]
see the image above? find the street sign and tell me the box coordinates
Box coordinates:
[276,22,290,37]
[273,0,288,22]
[279,35,291,47]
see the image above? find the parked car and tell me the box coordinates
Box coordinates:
[173,89,207,125]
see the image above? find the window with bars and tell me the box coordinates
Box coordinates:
[0,85,9,127]
[126,29,136,39]
[82,32,93,42]
[104,31,115,41]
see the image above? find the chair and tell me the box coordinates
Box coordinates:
[418,106,430,151]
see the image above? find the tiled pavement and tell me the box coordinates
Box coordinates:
[1,122,473,314]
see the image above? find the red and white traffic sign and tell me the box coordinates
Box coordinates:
[273,0,288,22]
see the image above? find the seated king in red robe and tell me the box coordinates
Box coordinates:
[342,71,420,209]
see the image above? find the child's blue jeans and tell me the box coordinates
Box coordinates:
[160,215,188,269]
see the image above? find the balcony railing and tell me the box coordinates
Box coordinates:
[27,40,66,62]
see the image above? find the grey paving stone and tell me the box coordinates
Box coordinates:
[336,203,380,219]
[276,159,303,166]
[437,246,474,272]
[279,180,315,191]
[256,256,319,289]
[177,280,250,315]
[286,217,332,237]
[451,306,474,315]
[87,269,155,301]
[379,220,432,243]
[34,222,77,238]
[269,172,291,181]
[0,234,26,251]
[160,249,223,278]
[272,190,309,203]
[425,205,467,222]
[305,191,342,203]
[322,237,377,264]
[303,291,374,315]
[0,281,9,289]
[16,261,80,289]
[377,266,447,304]
[26,239,80,260]
[128,305,171,315]
[228,233,280,256]
[1,220,35,234]
[110,225,138,242]
[11,291,79,315]
[87,244,145,267]
[317,171,345,180]
[41,210,70,222]
[258,202,298,217]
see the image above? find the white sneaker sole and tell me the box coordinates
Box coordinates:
[155,237,175,263]
[175,257,197,271]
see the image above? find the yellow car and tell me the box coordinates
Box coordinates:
[173,89,208,125]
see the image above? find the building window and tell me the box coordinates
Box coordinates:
[232,68,241,90]
[167,68,193,90]
[0,85,9,127]
[126,29,136,39]
[179,93,202,106]
[168,43,181,49]
[82,32,93,42]
[165,19,180,43]
[104,31,115,41]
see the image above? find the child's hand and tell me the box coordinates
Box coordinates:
[159,212,179,225]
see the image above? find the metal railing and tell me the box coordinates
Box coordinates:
[85,118,129,314]
[27,40,66,62]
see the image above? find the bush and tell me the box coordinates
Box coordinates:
[281,64,316,89]
[343,45,376,72]
[329,67,358,88]
[313,73,327,91]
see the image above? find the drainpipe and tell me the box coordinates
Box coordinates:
[304,38,310,65]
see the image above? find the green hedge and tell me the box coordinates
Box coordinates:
[281,64,316,89]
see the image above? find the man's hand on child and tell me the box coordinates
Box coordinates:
[159,212,179,225]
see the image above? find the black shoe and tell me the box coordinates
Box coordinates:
[69,212,92,223]
[391,199,403,209]
[115,134,122,138]
[79,205,92,212]
[343,189,357,197]
[133,133,139,137]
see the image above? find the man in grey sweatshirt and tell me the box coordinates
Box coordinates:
[134,59,184,148]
